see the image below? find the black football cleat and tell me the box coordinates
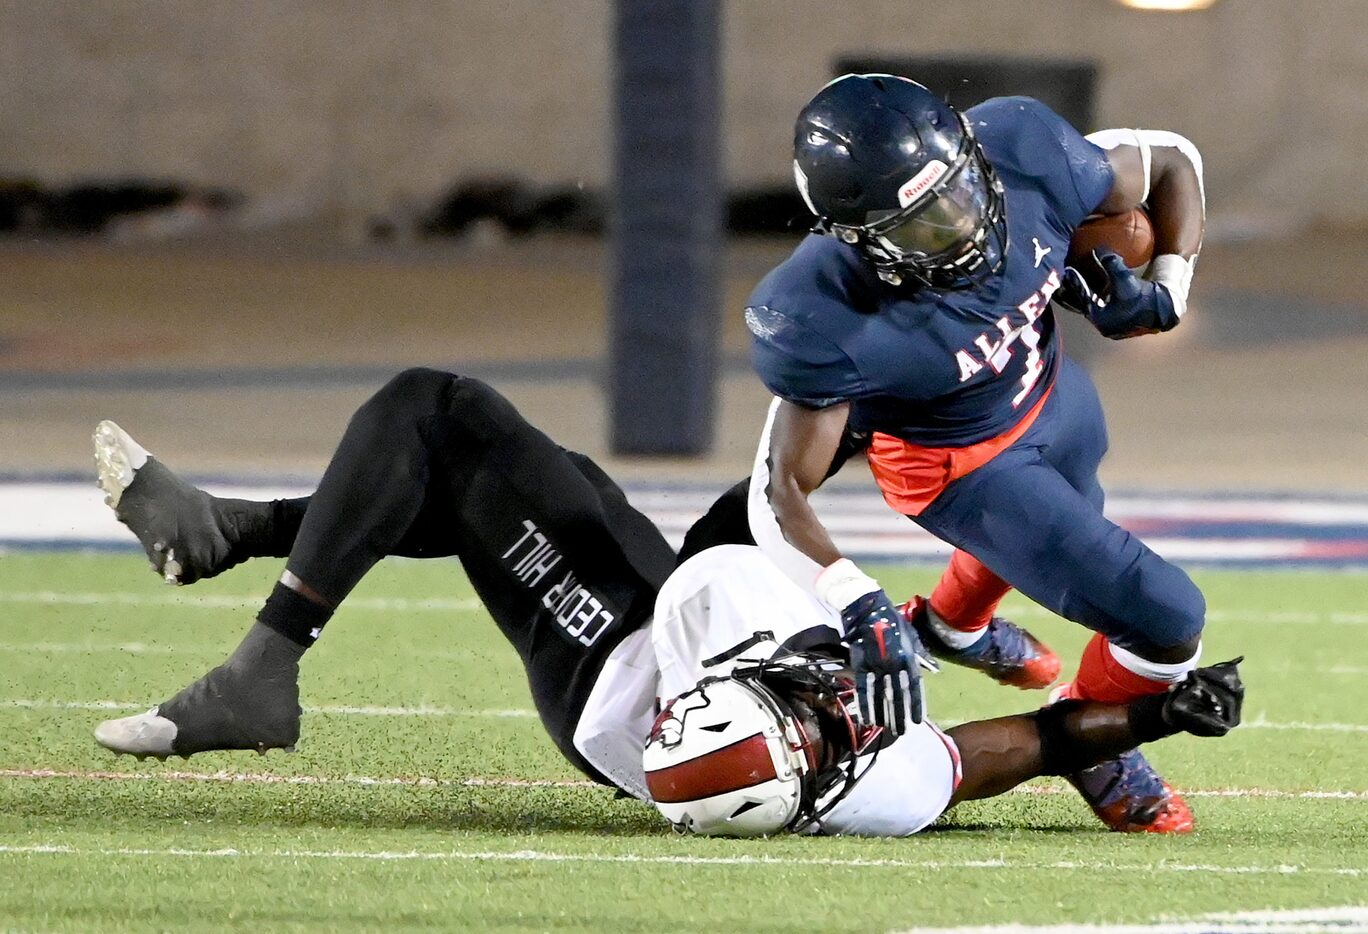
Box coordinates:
[94,420,243,585]
[94,623,302,758]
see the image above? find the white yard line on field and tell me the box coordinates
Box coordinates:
[0,699,535,717]
[0,768,594,788]
[0,641,219,656]
[0,768,1362,801]
[1011,784,1368,802]
[0,843,1360,878]
[1242,713,1368,733]
[893,906,1368,934]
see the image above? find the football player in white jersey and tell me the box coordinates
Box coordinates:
[633,543,1241,837]
[90,371,1242,836]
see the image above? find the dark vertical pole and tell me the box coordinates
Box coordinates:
[609,0,722,455]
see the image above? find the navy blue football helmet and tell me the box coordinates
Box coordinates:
[793,74,1007,289]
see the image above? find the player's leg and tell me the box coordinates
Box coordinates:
[96,368,473,757]
[912,358,1110,687]
[273,373,673,780]
[95,421,479,585]
[1004,356,1205,699]
[918,451,1204,687]
[1008,361,1199,832]
[918,355,1108,621]
[915,449,1204,831]
[96,369,674,770]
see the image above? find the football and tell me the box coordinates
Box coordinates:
[1066,207,1155,270]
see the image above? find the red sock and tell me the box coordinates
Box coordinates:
[928,550,1012,632]
[1065,633,1171,704]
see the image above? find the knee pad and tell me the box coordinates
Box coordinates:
[443,374,505,413]
[440,376,525,440]
[341,369,456,462]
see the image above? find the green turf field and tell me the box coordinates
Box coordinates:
[0,552,1364,932]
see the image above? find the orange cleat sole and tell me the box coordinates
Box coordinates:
[1092,783,1195,834]
[992,647,1061,690]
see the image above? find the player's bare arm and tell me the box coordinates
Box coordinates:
[947,658,1244,807]
[1096,142,1203,256]
[761,397,929,735]
[764,398,849,567]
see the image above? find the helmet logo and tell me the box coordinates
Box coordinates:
[897,159,948,208]
[647,691,713,749]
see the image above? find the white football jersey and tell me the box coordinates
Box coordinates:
[574,544,959,836]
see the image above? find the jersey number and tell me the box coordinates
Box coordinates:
[953,268,1058,406]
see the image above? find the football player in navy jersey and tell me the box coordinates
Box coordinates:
[746,74,1208,833]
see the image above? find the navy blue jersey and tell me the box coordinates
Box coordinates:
[747,97,1114,447]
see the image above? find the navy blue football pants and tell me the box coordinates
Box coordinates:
[913,357,1205,654]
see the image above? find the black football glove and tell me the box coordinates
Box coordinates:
[842,589,927,735]
[1057,249,1179,340]
[1161,656,1245,737]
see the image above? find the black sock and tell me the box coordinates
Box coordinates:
[257,581,334,648]
[221,497,309,563]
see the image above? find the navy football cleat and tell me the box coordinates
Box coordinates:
[900,597,1060,690]
[1068,747,1194,834]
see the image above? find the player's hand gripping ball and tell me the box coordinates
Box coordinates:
[1058,251,1171,340]
[1058,209,1177,340]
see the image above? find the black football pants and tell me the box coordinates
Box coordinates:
[260,368,677,777]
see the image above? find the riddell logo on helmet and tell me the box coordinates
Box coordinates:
[898,160,948,208]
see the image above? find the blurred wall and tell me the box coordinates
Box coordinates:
[3,0,1365,227]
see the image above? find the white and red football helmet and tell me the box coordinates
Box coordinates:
[643,655,880,837]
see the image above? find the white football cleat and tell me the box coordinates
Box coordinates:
[94,708,179,759]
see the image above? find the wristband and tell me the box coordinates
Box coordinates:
[1147,253,1195,320]
[815,558,880,612]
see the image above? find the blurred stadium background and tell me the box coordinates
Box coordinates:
[2,0,1366,495]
